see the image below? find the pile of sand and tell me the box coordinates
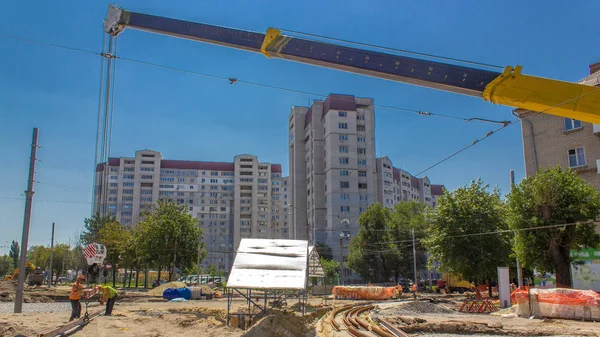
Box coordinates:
[147,282,187,296]
[242,312,308,337]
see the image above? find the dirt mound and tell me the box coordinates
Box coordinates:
[147,282,187,296]
[242,312,308,337]
[0,280,17,293]
[394,301,455,314]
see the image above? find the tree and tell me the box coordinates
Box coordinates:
[207,264,217,277]
[98,221,128,286]
[81,213,118,245]
[27,245,50,270]
[347,203,399,282]
[0,255,13,277]
[425,179,512,287]
[507,167,600,287]
[320,258,340,285]
[9,241,19,269]
[388,201,430,282]
[136,200,206,282]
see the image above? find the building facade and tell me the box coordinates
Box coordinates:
[375,156,443,209]
[288,94,377,282]
[516,63,600,189]
[94,150,286,272]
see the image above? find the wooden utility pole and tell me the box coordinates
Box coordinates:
[15,127,39,313]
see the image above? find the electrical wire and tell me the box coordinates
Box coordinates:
[0,32,509,125]
[0,33,101,57]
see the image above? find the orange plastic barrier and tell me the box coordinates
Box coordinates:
[511,287,600,320]
[332,286,399,300]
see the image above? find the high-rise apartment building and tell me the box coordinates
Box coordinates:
[375,156,443,208]
[516,63,600,189]
[288,94,377,273]
[94,150,286,272]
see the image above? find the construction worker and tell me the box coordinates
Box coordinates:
[69,275,86,321]
[410,282,417,299]
[96,285,118,316]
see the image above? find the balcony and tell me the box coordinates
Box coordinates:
[594,124,600,134]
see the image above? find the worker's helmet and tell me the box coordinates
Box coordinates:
[77,275,86,281]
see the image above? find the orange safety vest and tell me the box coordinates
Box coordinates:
[69,282,84,300]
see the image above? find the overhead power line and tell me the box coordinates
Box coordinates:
[0,32,510,126]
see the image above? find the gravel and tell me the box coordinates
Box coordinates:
[392,301,456,315]
[0,302,73,313]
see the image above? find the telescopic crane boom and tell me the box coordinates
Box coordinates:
[104,6,600,123]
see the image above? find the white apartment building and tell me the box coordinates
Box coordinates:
[375,156,444,208]
[94,150,287,272]
[289,94,377,282]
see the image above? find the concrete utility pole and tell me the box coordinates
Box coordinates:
[511,170,524,287]
[48,222,55,286]
[412,228,418,286]
[15,127,39,313]
[197,221,202,282]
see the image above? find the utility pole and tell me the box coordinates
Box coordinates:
[197,221,202,281]
[15,127,39,313]
[412,228,418,286]
[339,235,344,286]
[511,170,524,287]
[48,222,55,286]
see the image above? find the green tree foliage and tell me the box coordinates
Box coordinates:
[0,255,14,276]
[81,213,118,245]
[136,200,206,281]
[98,221,128,286]
[207,264,217,277]
[320,258,340,285]
[347,203,399,282]
[27,245,50,269]
[507,167,600,287]
[9,240,19,269]
[425,179,511,284]
[388,201,430,281]
[50,244,73,277]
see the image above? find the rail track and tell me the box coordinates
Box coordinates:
[328,304,409,337]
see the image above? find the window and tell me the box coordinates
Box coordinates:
[211,172,219,176]
[141,167,154,172]
[357,113,365,120]
[340,170,349,176]
[338,123,348,129]
[358,159,367,165]
[160,177,174,182]
[357,136,365,142]
[141,197,152,202]
[340,181,350,188]
[564,118,582,131]
[359,195,368,201]
[123,204,132,209]
[109,189,117,194]
[358,171,367,177]
[108,197,117,202]
[339,157,349,164]
[568,147,586,167]
[178,177,185,182]
[358,183,367,189]
[122,196,133,201]
[340,206,350,212]
[339,134,348,141]
[339,145,348,153]
[141,175,153,179]
[210,179,218,184]
[124,174,134,180]
[109,182,118,187]
[338,111,347,117]
[122,182,133,187]
[357,125,365,131]
[123,189,134,194]
[124,167,134,172]
[341,193,350,200]
[141,189,152,195]
[141,161,154,165]
[360,207,366,213]
[357,148,366,154]
[160,184,174,188]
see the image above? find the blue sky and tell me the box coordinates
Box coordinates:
[1,0,598,253]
